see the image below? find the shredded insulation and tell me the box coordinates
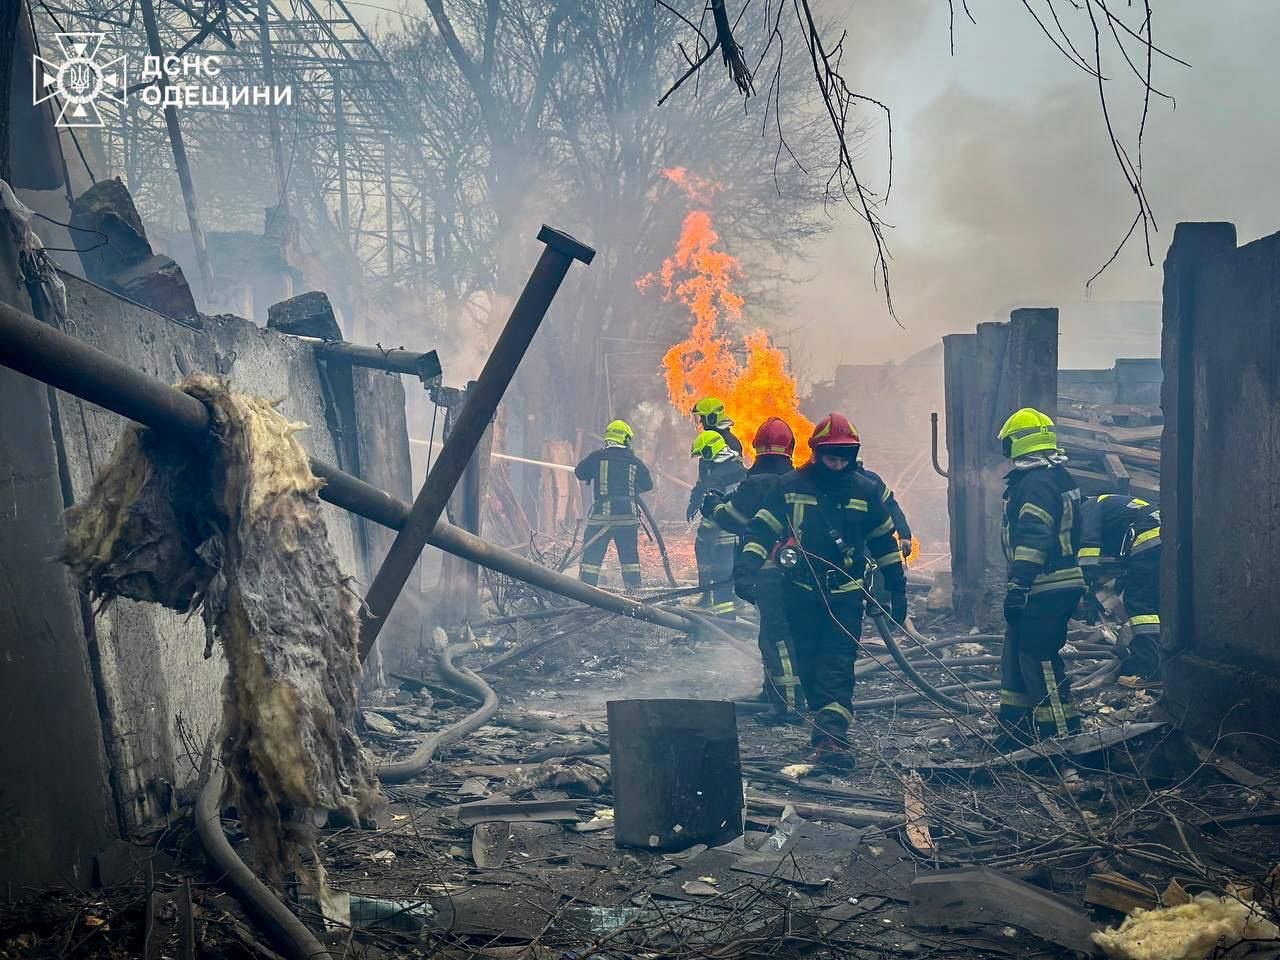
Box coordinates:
[62,374,378,878]
[1092,894,1279,960]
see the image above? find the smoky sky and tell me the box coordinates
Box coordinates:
[781,0,1280,373]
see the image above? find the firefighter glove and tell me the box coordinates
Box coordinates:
[686,502,699,522]
[1004,586,1030,623]
[890,592,908,625]
[899,539,913,560]
[701,491,723,516]
[734,576,758,605]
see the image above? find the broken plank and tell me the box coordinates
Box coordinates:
[903,771,936,856]
[1083,872,1158,914]
[746,794,903,828]
[449,798,585,826]
[921,722,1167,771]
[1188,739,1280,802]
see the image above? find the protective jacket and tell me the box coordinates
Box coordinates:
[575,445,653,525]
[710,454,792,536]
[688,430,744,520]
[1002,458,1086,597]
[1077,495,1160,566]
[856,462,911,542]
[739,462,906,597]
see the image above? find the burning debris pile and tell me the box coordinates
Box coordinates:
[61,374,379,876]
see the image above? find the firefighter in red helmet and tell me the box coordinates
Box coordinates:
[705,417,804,719]
[736,414,907,768]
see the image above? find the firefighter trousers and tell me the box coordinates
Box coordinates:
[694,531,737,618]
[1000,587,1085,742]
[783,585,861,744]
[1121,548,1161,680]
[756,572,804,714]
[579,520,641,589]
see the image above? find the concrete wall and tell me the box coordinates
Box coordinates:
[4,273,415,850]
[0,232,117,890]
[943,309,1059,628]
[1161,223,1280,758]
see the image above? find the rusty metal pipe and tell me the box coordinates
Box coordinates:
[0,298,695,638]
[357,226,595,660]
[930,411,950,479]
[309,340,442,385]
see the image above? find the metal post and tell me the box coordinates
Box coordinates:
[0,298,692,637]
[382,136,393,277]
[137,0,216,305]
[357,226,595,660]
[334,74,350,243]
[257,0,289,214]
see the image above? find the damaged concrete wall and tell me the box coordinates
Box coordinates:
[943,309,1059,629]
[24,274,413,834]
[1161,222,1280,758]
[0,228,117,891]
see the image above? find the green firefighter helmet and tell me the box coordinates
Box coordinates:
[692,396,727,427]
[604,419,634,445]
[691,429,728,461]
[997,407,1058,459]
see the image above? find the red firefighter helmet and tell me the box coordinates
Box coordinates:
[753,417,796,458]
[808,413,861,454]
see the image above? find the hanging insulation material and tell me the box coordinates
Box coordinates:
[61,373,379,878]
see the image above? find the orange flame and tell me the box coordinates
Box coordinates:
[640,177,813,461]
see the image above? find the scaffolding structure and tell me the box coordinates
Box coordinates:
[31,0,430,286]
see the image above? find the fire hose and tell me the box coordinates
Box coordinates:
[378,641,501,784]
[637,496,679,587]
[196,771,332,960]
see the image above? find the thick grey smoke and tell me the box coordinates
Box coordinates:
[785,1,1280,371]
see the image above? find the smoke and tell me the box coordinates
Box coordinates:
[783,0,1280,372]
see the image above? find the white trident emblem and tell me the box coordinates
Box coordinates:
[33,33,127,128]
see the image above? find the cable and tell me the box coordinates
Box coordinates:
[195,769,332,960]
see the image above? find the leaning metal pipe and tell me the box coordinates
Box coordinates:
[930,412,949,479]
[308,339,442,384]
[358,226,596,661]
[0,300,694,637]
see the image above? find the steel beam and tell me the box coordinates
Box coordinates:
[0,299,692,638]
[357,226,596,660]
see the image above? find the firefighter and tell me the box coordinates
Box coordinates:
[574,420,653,590]
[1077,494,1162,681]
[996,407,1087,746]
[707,417,804,718]
[855,457,914,609]
[736,414,907,768]
[690,429,747,618]
[689,397,744,460]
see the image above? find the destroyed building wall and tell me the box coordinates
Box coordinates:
[1,272,415,862]
[0,228,117,891]
[1160,222,1280,758]
[942,309,1059,629]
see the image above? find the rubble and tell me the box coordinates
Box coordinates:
[70,179,199,320]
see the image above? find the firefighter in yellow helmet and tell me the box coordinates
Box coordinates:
[574,420,653,589]
[997,407,1087,746]
[1077,494,1163,681]
[690,428,747,618]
